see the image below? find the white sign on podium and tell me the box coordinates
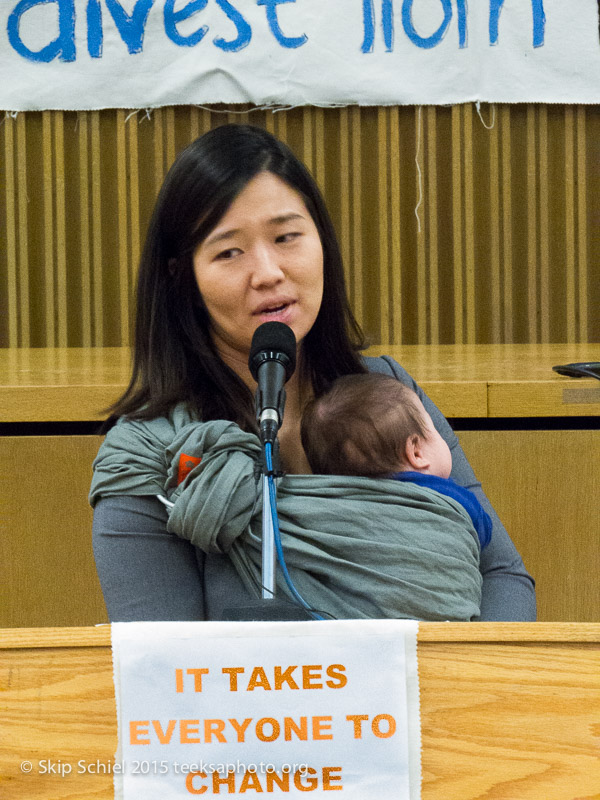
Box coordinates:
[111,619,421,799]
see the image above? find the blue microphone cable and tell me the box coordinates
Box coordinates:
[264,442,325,621]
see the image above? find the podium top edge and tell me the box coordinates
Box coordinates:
[1,622,600,650]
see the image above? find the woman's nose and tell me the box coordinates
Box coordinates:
[249,245,285,287]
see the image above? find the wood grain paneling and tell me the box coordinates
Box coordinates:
[1,105,599,348]
[459,429,600,622]
[0,436,108,628]
[1,625,599,799]
[3,344,600,422]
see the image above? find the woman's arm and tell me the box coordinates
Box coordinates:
[93,494,206,621]
[365,355,537,621]
[438,432,537,621]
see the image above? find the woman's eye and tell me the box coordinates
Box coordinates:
[276,232,301,244]
[215,248,241,261]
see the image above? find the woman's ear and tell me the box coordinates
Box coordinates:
[403,434,430,471]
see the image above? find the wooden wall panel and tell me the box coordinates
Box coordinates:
[1,105,599,348]
[459,429,600,623]
[1,422,598,627]
[0,436,108,628]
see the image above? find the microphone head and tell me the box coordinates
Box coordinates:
[249,322,297,382]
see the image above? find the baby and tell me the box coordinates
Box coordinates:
[300,373,491,548]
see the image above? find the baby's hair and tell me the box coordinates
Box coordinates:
[301,373,428,476]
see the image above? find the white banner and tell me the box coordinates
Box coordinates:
[111,619,421,799]
[0,0,599,110]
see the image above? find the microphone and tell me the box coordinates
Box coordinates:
[249,322,297,445]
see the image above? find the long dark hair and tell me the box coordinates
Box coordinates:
[110,124,366,431]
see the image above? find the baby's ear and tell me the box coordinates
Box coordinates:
[403,434,429,471]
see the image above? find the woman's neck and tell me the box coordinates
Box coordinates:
[217,343,313,474]
[277,375,313,474]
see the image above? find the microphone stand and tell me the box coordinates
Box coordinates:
[261,442,277,600]
[221,402,310,621]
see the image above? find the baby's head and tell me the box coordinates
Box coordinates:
[301,373,452,479]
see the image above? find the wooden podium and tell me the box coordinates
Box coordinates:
[1,623,599,799]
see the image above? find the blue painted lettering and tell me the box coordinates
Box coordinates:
[87,0,102,57]
[213,0,251,51]
[382,0,393,51]
[164,0,208,47]
[457,0,466,48]
[361,0,393,52]
[104,0,154,54]
[490,0,545,48]
[489,0,502,44]
[363,0,466,52]
[256,0,307,49]
[361,0,375,53]
[5,0,548,65]
[402,0,452,49]
[7,0,76,62]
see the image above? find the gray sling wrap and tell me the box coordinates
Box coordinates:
[90,408,482,621]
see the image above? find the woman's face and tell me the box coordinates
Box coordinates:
[192,171,324,370]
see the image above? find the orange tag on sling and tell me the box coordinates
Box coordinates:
[177,454,202,485]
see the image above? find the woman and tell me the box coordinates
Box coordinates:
[91,124,536,622]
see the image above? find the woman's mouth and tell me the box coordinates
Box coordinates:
[254,300,296,322]
[263,303,288,315]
